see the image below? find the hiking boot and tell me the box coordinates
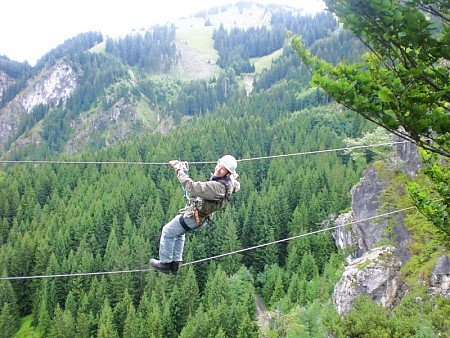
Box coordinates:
[150,259,172,274]
[171,261,181,275]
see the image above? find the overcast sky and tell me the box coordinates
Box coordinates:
[1,0,325,66]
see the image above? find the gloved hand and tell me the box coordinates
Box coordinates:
[169,160,188,173]
[231,173,240,192]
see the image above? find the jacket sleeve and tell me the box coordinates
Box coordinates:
[177,171,226,200]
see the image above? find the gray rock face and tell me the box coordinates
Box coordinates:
[332,136,450,315]
[20,63,76,113]
[0,62,77,151]
[393,130,422,177]
[350,167,391,254]
[333,246,407,315]
[0,71,16,101]
[333,166,413,264]
[430,255,450,298]
[331,135,421,315]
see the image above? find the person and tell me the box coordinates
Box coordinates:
[150,155,241,274]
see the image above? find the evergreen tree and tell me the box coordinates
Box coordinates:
[236,312,259,338]
[123,304,142,338]
[0,273,19,329]
[292,0,450,236]
[339,296,392,337]
[176,266,200,327]
[36,293,51,337]
[97,299,119,338]
[113,289,133,337]
[47,304,76,338]
[76,292,95,334]
[0,303,18,338]
[146,299,164,338]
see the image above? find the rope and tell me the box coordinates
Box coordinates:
[0,206,415,281]
[0,141,407,166]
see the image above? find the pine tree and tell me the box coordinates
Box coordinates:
[145,293,165,338]
[75,311,92,338]
[47,304,76,338]
[286,272,301,308]
[269,272,285,305]
[97,299,119,338]
[177,266,200,327]
[236,313,259,338]
[0,273,19,327]
[123,304,142,338]
[0,303,19,338]
[36,294,51,337]
[75,292,94,338]
[112,289,133,336]
[203,266,229,311]
[216,211,243,275]
[299,251,319,282]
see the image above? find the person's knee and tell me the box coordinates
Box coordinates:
[161,225,171,237]
[161,222,182,238]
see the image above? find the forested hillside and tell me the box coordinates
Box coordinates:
[1,1,449,337]
[0,91,369,336]
[0,6,351,160]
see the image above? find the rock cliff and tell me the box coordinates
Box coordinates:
[332,136,450,315]
[0,62,77,152]
[0,71,16,102]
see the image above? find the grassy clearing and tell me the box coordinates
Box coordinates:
[176,26,218,60]
[15,315,40,338]
[251,48,283,73]
[136,99,159,127]
[90,41,106,54]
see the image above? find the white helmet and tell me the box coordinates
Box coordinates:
[218,155,237,174]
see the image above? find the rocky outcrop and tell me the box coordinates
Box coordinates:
[20,63,76,113]
[0,62,77,152]
[430,255,450,298]
[0,71,16,101]
[332,136,450,315]
[394,129,423,177]
[333,245,407,314]
[333,164,414,265]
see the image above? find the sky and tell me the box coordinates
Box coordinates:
[0,0,325,66]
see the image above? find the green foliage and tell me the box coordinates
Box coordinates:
[409,151,450,239]
[0,303,18,338]
[292,0,450,243]
[13,315,37,338]
[1,4,449,336]
[47,305,75,338]
[0,100,363,336]
[213,11,338,75]
[343,127,396,163]
[0,17,378,335]
[292,0,450,157]
[97,299,119,338]
[105,25,177,72]
[0,55,31,79]
[36,32,104,68]
[325,292,450,337]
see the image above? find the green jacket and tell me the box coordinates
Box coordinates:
[177,170,240,223]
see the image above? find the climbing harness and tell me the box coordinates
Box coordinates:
[177,161,206,229]
[189,177,232,229]
[177,161,233,230]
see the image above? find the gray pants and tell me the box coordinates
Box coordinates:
[159,215,197,263]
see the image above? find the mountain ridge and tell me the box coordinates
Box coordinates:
[0,2,337,160]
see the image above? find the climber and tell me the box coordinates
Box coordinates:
[150,155,241,274]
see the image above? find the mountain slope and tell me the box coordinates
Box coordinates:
[0,2,340,160]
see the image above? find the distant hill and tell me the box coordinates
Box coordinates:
[0,1,360,160]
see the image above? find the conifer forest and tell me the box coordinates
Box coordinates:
[1,1,450,337]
